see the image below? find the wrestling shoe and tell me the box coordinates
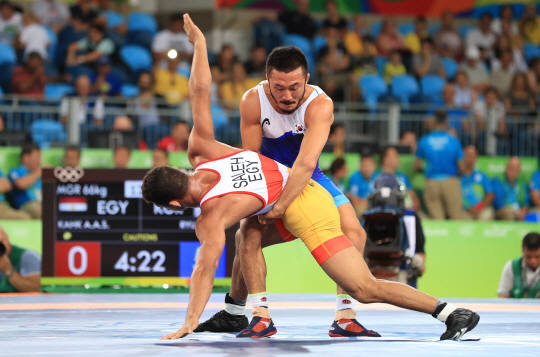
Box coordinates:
[329,319,381,337]
[440,308,480,340]
[194,310,248,333]
[236,317,277,338]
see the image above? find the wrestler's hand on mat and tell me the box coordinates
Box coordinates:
[258,207,284,225]
[183,13,204,45]
[159,321,197,340]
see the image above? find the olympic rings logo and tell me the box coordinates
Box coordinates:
[54,167,85,183]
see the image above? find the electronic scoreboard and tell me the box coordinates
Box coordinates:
[42,168,234,283]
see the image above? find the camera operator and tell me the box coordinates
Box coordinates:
[362,173,426,287]
[0,226,41,292]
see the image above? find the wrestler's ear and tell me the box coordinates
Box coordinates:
[305,73,310,84]
[168,200,182,207]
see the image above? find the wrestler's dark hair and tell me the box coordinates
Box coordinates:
[266,46,308,78]
[142,166,190,206]
[523,233,540,251]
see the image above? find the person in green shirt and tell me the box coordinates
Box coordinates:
[498,232,540,298]
[0,226,41,293]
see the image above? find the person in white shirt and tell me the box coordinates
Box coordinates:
[31,0,69,32]
[60,75,104,127]
[151,13,193,69]
[14,12,50,61]
[498,233,540,299]
[0,0,22,44]
[466,13,496,58]
[491,5,519,35]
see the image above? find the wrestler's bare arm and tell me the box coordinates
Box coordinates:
[240,88,263,152]
[183,14,238,168]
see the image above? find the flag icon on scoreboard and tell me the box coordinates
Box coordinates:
[58,197,88,212]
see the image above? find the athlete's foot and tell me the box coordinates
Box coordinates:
[236,316,277,338]
[440,308,480,340]
[194,310,248,333]
[329,319,381,338]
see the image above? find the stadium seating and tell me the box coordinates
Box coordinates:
[459,25,475,39]
[312,35,327,57]
[371,22,382,38]
[524,43,540,63]
[253,19,283,54]
[359,74,387,108]
[0,43,16,64]
[398,23,415,35]
[127,12,157,36]
[375,56,388,75]
[391,75,419,105]
[428,24,440,36]
[104,11,124,28]
[421,75,446,104]
[30,119,67,148]
[121,84,140,98]
[441,57,458,80]
[120,45,152,73]
[44,83,74,100]
[125,30,153,50]
[282,34,315,73]
[0,43,16,92]
[45,26,57,63]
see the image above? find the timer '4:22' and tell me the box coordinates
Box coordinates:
[114,250,166,272]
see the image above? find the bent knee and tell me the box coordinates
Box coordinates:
[348,278,380,304]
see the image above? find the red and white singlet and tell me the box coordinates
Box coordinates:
[195,150,290,216]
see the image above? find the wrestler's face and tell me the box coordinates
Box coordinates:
[267,67,310,114]
[523,247,540,271]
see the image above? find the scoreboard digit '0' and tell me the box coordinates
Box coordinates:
[42,168,230,282]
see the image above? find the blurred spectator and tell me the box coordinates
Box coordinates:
[66,22,115,68]
[349,36,377,100]
[152,13,193,69]
[530,159,540,214]
[113,146,130,169]
[63,145,81,168]
[405,16,427,54]
[0,226,41,292]
[415,110,466,220]
[492,157,530,221]
[14,12,51,61]
[220,62,259,108]
[501,19,523,52]
[490,49,515,95]
[157,121,190,152]
[244,45,267,79]
[69,0,98,25]
[0,115,4,131]
[461,145,494,220]
[326,123,345,157]
[376,17,408,57]
[399,130,417,154]
[497,232,540,298]
[347,153,376,217]
[413,38,446,78]
[131,71,159,128]
[504,73,535,112]
[317,27,351,100]
[454,71,478,110]
[491,5,518,35]
[89,56,121,96]
[152,148,169,167]
[0,169,31,219]
[278,0,317,40]
[8,144,42,219]
[473,86,506,136]
[329,157,347,192]
[0,0,22,44]
[373,146,421,211]
[526,58,540,105]
[214,44,238,84]
[459,46,490,93]
[31,0,69,32]
[427,83,469,134]
[56,14,88,71]
[60,75,104,126]
[466,13,496,58]
[322,0,347,38]
[343,15,367,56]
[491,35,527,74]
[111,115,148,150]
[520,4,540,45]
[433,10,463,59]
[383,50,405,84]
[11,52,46,97]
[154,54,189,104]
